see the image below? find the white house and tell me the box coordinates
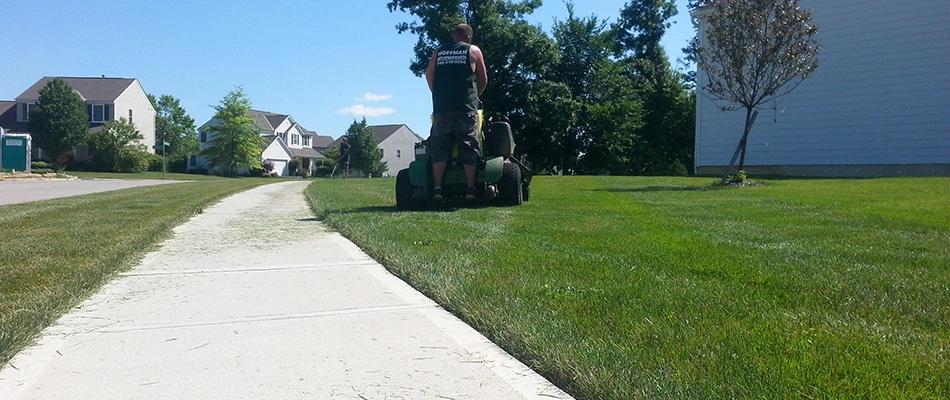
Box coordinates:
[193,109,325,176]
[0,76,156,161]
[692,1,950,177]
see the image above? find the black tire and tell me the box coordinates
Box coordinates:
[395,169,415,210]
[498,162,523,206]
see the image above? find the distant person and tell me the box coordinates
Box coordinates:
[425,23,488,201]
[338,137,351,179]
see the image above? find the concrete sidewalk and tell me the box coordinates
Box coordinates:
[0,181,572,399]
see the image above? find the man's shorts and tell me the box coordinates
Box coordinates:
[430,111,480,165]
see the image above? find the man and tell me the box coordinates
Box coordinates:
[337,136,350,179]
[425,23,489,201]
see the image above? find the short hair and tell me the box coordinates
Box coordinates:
[454,24,473,37]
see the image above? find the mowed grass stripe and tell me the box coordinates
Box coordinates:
[305,176,949,399]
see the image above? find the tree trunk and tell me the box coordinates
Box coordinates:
[720,108,758,184]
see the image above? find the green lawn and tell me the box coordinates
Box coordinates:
[305,176,950,399]
[0,177,273,364]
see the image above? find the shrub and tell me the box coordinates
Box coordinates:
[31,161,53,170]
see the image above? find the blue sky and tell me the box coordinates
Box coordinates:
[1,1,695,140]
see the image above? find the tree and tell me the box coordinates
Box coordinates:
[27,78,89,167]
[550,6,644,175]
[86,118,150,172]
[148,94,199,172]
[200,87,263,176]
[388,0,559,162]
[345,118,387,177]
[693,0,819,180]
[615,0,696,175]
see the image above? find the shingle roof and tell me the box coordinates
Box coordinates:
[15,77,137,102]
[0,101,28,133]
[328,124,422,148]
[291,147,325,159]
[311,135,335,148]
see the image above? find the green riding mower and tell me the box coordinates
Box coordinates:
[395,112,531,210]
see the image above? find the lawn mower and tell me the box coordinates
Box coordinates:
[395,111,531,210]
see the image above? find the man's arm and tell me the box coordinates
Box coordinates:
[470,45,488,95]
[425,48,438,92]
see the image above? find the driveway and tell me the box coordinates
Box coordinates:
[0,179,186,205]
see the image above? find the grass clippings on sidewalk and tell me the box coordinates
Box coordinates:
[305,176,950,400]
[0,178,271,364]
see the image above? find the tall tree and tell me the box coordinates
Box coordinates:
[200,87,263,176]
[387,0,559,165]
[551,5,644,175]
[86,118,150,172]
[615,0,696,175]
[27,78,89,167]
[344,118,387,177]
[693,0,819,178]
[148,94,199,172]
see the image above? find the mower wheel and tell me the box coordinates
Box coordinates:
[395,169,418,210]
[498,162,523,206]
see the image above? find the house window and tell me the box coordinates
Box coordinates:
[396,150,401,159]
[189,155,196,167]
[380,149,384,157]
[89,104,106,123]
[200,131,207,142]
[303,137,310,147]
[292,134,299,145]
[129,109,133,123]
[23,103,35,121]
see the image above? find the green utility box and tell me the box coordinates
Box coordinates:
[1,132,32,172]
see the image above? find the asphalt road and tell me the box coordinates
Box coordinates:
[0,179,186,205]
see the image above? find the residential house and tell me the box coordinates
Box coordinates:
[327,124,423,177]
[691,1,949,177]
[193,109,325,176]
[0,76,156,161]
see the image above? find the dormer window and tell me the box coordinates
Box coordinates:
[89,104,106,123]
[23,103,35,122]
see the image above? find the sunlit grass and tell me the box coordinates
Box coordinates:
[305,176,950,399]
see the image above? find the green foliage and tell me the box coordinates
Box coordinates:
[148,94,200,170]
[86,118,150,172]
[30,160,53,170]
[27,78,89,165]
[345,118,388,177]
[288,158,301,176]
[389,0,696,176]
[200,87,264,176]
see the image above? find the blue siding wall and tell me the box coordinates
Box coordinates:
[694,0,950,173]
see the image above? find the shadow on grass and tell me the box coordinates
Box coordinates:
[600,184,729,193]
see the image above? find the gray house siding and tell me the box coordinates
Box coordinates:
[694,1,950,177]
[377,125,422,175]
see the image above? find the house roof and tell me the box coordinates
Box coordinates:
[311,134,335,148]
[16,77,137,102]
[369,124,423,143]
[291,147,325,159]
[247,109,314,137]
[0,101,28,134]
[327,124,422,147]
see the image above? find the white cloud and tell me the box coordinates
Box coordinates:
[359,92,392,102]
[336,104,396,117]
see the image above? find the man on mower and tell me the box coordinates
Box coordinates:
[425,23,489,202]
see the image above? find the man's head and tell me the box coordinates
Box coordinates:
[452,23,474,43]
